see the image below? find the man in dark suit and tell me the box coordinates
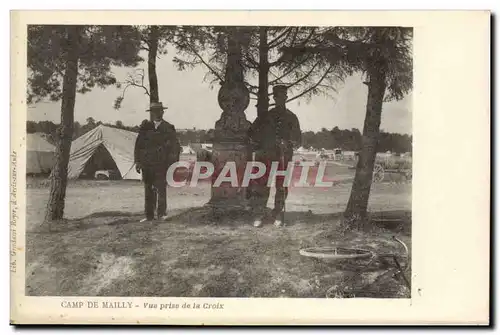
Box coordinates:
[248,85,302,228]
[134,102,180,222]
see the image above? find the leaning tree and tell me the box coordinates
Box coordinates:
[28,25,142,223]
[282,27,413,227]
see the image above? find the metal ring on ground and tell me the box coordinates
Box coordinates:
[299,247,373,260]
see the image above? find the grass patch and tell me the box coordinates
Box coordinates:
[27,207,411,298]
[26,175,411,298]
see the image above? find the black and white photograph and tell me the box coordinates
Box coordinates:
[24,23,413,299]
[9,10,490,325]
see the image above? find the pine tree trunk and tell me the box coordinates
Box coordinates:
[44,26,80,223]
[257,26,269,118]
[148,25,159,103]
[343,60,387,225]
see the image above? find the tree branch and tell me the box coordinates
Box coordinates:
[268,54,314,84]
[29,56,65,78]
[322,31,389,51]
[268,27,293,48]
[174,41,224,82]
[245,81,259,91]
[284,65,334,104]
[127,81,150,96]
[119,83,133,99]
[141,35,151,47]
[265,68,286,93]
[296,28,317,47]
[288,28,299,47]
[120,69,150,97]
[244,53,259,69]
[279,60,321,89]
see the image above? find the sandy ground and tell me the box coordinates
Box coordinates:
[26,163,409,227]
[25,163,412,298]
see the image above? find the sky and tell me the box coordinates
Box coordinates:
[28,48,412,135]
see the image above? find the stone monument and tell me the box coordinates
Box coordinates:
[206,27,252,213]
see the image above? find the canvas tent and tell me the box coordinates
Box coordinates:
[181,145,195,155]
[296,146,308,154]
[26,133,56,174]
[67,125,141,180]
[201,143,213,151]
[190,143,213,162]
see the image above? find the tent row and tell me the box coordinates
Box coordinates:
[26,125,200,180]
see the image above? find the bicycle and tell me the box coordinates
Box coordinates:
[299,236,410,298]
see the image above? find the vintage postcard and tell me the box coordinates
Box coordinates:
[10,10,490,325]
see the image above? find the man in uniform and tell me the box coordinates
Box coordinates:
[134,102,180,223]
[248,85,302,227]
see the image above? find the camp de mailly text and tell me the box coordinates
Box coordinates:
[61,300,224,310]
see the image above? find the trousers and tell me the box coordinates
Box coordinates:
[142,166,167,220]
[249,150,292,218]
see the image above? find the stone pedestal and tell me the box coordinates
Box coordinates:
[206,28,252,213]
[209,140,251,210]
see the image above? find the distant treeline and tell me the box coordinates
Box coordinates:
[302,127,412,153]
[27,120,412,153]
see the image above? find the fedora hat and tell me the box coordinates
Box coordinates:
[146,102,168,112]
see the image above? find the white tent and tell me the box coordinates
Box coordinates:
[67,125,141,180]
[181,145,195,155]
[201,143,213,151]
[26,133,56,174]
[296,146,308,154]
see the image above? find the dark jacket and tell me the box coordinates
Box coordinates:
[248,107,301,158]
[134,119,180,168]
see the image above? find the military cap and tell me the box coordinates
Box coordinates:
[272,85,288,94]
